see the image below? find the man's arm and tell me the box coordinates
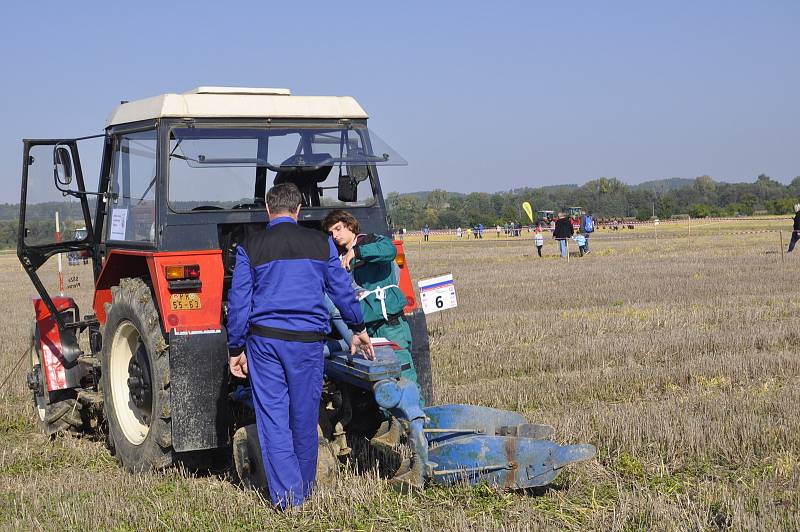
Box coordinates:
[353,234,397,263]
[325,238,365,331]
[227,245,254,361]
[323,238,374,359]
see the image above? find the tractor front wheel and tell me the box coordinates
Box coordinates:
[27,325,83,435]
[101,278,173,472]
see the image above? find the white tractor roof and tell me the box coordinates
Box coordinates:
[106,86,369,127]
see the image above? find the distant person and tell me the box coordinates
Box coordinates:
[422,224,430,242]
[478,223,484,239]
[533,227,544,257]
[581,212,594,253]
[496,224,501,238]
[789,204,800,253]
[456,226,462,238]
[572,233,587,256]
[553,212,573,258]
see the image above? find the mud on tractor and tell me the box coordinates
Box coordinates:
[18,87,594,492]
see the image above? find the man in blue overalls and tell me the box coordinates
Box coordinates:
[227,183,374,509]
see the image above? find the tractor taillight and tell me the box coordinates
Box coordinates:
[185,264,200,279]
[165,264,200,280]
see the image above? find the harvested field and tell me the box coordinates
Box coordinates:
[1,218,799,530]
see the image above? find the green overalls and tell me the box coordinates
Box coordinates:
[351,234,422,404]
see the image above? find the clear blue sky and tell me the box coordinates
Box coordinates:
[1,1,797,202]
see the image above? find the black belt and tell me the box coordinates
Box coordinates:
[367,313,404,330]
[249,324,325,343]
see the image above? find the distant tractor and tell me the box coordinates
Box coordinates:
[67,227,88,266]
[564,206,584,230]
[18,87,594,492]
[535,210,555,227]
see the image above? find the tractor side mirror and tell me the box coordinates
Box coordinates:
[53,146,73,186]
[347,164,369,183]
[338,175,358,203]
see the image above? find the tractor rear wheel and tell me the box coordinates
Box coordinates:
[232,423,341,493]
[101,278,173,472]
[27,325,83,435]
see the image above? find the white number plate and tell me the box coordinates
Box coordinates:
[418,274,457,315]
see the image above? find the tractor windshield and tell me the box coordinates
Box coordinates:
[168,126,406,211]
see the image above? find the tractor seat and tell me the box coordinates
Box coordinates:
[273,153,332,207]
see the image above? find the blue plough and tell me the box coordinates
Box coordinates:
[233,340,595,492]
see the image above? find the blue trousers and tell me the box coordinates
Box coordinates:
[247,336,324,508]
[558,239,568,257]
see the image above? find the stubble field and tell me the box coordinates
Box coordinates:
[1,218,799,530]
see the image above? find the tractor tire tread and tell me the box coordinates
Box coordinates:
[101,277,174,473]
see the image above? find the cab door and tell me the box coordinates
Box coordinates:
[18,139,96,326]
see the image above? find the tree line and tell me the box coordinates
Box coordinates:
[386,174,800,229]
[0,200,93,250]
[2,174,798,248]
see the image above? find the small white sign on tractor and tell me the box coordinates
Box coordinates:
[418,274,457,314]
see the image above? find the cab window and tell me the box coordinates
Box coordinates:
[108,130,157,242]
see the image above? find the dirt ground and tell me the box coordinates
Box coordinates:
[1,218,799,530]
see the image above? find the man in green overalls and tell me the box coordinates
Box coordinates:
[323,210,421,400]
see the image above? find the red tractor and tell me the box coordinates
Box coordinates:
[19,87,593,490]
[564,206,584,230]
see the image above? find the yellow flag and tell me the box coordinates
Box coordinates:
[522,201,533,222]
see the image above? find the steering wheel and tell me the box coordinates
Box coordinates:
[276,156,334,173]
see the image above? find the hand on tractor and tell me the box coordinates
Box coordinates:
[351,330,375,360]
[229,353,248,378]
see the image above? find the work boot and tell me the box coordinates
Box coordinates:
[370,418,402,453]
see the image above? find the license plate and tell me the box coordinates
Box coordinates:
[169,293,202,310]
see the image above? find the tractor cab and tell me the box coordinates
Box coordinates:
[19,87,412,336]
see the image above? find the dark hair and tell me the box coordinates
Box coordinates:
[266,183,302,214]
[322,209,360,234]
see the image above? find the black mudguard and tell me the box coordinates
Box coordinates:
[406,309,434,404]
[169,329,231,452]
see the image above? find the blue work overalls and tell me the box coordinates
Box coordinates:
[227,217,365,508]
